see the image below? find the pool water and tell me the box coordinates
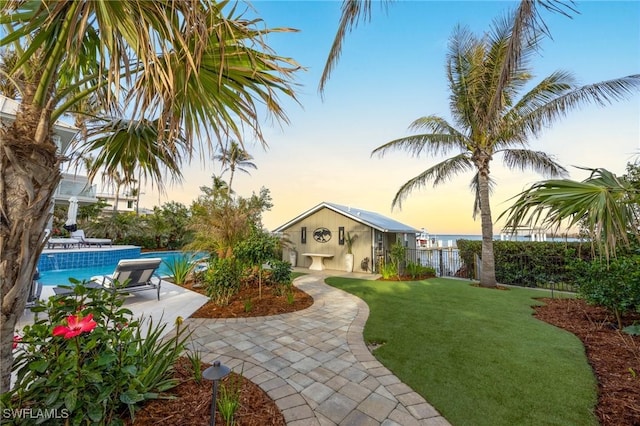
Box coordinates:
[39,251,207,286]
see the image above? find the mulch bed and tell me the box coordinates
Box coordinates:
[534,298,640,426]
[125,357,285,426]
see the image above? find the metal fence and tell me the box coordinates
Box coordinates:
[384,248,577,292]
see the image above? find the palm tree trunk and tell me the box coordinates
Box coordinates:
[0,105,61,392]
[478,166,497,288]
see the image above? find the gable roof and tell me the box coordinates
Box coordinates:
[273,201,419,234]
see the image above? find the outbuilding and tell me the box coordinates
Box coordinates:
[273,202,419,273]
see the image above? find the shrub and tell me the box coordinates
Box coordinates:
[2,281,188,425]
[205,257,240,305]
[379,261,398,280]
[268,259,292,285]
[572,255,640,329]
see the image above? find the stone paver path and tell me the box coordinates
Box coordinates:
[185,272,451,425]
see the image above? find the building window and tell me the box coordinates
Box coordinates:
[301,227,306,244]
[338,227,345,245]
[127,200,134,209]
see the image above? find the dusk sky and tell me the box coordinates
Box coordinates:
[139,1,640,235]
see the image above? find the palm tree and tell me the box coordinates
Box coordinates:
[0,0,299,391]
[215,140,257,196]
[371,15,640,288]
[500,167,640,261]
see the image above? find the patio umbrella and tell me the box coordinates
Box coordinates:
[64,196,78,232]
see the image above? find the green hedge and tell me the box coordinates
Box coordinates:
[457,240,595,290]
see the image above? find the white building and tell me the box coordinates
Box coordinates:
[0,95,98,207]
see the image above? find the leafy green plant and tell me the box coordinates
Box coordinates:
[286,289,295,305]
[164,254,196,285]
[243,298,253,312]
[217,366,244,426]
[623,324,640,336]
[186,349,204,384]
[379,261,398,280]
[571,255,640,329]
[389,242,407,279]
[205,257,240,306]
[267,259,293,285]
[2,280,188,425]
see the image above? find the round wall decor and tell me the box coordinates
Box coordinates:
[313,227,332,243]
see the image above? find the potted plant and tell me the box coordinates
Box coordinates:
[344,232,358,272]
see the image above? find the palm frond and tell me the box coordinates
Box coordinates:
[319,0,389,95]
[469,172,497,219]
[81,118,186,193]
[499,168,639,259]
[500,149,568,177]
[391,154,473,209]
[372,116,468,158]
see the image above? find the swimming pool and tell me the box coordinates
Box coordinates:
[38,251,206,286]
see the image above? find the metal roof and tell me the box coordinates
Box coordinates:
[273,201,419,234]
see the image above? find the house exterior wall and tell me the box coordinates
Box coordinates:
[281,207,374,272]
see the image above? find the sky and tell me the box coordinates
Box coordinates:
[139,0,640,235]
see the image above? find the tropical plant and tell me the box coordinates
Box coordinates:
[215,140,258,197]
[500,167,640,261]
[0,0,299,390]
[388,242,407,280]
[1,281,188,424]
[188,186,273,255]
[165,254,197,286]
[371,12,640,288]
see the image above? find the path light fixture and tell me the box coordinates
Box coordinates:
[203,360,231,426]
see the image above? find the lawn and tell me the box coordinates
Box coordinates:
[325,277,598,426]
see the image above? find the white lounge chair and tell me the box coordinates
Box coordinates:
[93,258,163,300]
[71,230,112,247]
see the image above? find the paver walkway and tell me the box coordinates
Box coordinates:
[185,271,451,426]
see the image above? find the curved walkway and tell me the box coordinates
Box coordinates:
[185,271,450,426]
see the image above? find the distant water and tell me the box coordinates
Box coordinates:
[425,234,584,246]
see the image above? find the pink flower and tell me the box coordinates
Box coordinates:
[12,335,21,349]
[52,314,98,339]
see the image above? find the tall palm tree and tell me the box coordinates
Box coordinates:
[215,140,257,196]
[500,167,640,261]
[0,0,299,391]
[371,15,640,288]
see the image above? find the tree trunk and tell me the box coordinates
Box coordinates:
[0,103,60,393]
[477,162,497,288]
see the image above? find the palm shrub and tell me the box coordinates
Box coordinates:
[2,281,188,425]
[571,255,640,329]
[164,254,197,285]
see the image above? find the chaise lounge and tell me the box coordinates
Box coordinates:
[53,258,163,300]
[71,230,112,247]
[93,258,163,300]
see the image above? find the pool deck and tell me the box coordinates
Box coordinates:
[17,280,210,336]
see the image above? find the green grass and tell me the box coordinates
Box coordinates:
[325,277,598,426]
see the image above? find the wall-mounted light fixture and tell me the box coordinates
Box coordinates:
[338,227,345,245]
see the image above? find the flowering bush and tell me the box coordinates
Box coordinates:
[1,280,188,425]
